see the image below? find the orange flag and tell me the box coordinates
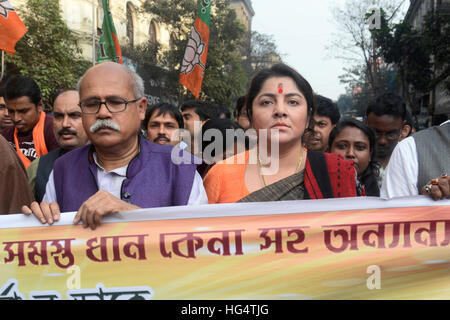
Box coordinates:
[0,1,27,55]
[179,0,212,98]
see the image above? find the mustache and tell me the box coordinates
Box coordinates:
[154,135,170,143]
[58,128,78,136]
[89,119,121,133]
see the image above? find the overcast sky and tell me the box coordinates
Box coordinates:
[251,0,346,101]
[251,0,408,102]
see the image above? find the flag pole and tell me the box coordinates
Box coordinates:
[92,0,96,65]
[0,51,4,82]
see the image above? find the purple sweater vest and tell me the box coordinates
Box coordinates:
[53,136,198,212]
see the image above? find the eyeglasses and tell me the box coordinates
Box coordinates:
[79,97,141,114]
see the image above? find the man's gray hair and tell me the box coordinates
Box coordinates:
[130,70,145,98]
[77,64,145,99]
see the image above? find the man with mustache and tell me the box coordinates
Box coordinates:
[1,76,59,168]
[27,90,89,202]
[365,92,409,185]
[22,62,207,229]
[381,119,450,200]
[143,103,184,146]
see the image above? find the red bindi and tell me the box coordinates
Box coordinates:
[278,83,283,94]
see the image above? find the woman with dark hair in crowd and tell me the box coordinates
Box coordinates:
[328,118,381,197]
[203,63,361,204]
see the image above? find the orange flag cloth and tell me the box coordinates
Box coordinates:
[0,1,27,55]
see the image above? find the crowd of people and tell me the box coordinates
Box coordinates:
[0,61,449,229]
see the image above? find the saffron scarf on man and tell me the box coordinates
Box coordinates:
[13,110,48,168]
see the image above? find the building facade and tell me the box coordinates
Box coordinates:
[14,0,253,63]
[12,0,254,103]
[228,0,254,33]
[13,0,173,63]
[405,0,450,125]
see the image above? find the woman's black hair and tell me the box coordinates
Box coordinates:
[328,118,381,196]
[201,118,249,164]
[244,63,315,130]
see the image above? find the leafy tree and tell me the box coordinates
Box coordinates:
[339,61,397,116]
[371,11,431,95]
[142,0,249,107]
[421,11,450,93]
[244,31,283,78]
[336,93,355,117]
[122,42,160,67]
[5,0,90,108]
[329,0,407,107]
[372,9,450,113]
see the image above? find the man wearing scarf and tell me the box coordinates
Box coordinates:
[1,75,59,168]
[22,62,207,230]
[26,90,89,202]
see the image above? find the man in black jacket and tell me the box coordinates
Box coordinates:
[27,90,89,201]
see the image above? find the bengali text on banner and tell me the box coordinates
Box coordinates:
[0,196,449,300]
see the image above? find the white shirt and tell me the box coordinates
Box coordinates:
[178,140,188,150]
[43,153,208,206]
[378,166,386,190]
[380,120,450,199]
[380,136,419,199]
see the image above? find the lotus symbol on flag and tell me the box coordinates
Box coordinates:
[181,26,206,75]
[0,0,14,18]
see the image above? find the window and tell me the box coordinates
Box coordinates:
[149,20,158,45]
